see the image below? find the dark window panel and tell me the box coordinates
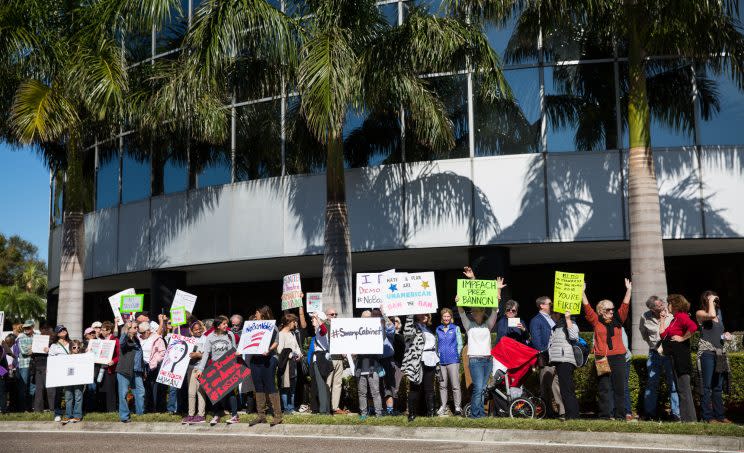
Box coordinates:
[96,140,120,209]
[235,101,282,181]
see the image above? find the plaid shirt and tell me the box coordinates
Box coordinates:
[16,333,33,369]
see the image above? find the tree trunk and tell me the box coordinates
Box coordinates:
[57,211,84,337]
[627,18,668,354]
[322,136,352,317]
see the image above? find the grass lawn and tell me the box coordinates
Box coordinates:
[1,412,743,437]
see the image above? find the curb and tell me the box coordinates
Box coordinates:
[1,421,743,451]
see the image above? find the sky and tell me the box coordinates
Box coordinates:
[0,142,50,262]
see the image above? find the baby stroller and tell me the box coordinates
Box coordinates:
[464,337,546,418]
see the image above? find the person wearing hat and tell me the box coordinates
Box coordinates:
[83,327,99,413]
[49,325,73,422]
[90,322,103,339]
[14,320,35,412]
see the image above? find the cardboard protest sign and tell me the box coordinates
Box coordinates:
[87,339,116,365]
[329,318,384,355]
[457,279,499,308]
[157,334,197,389]
[120,294,144,313]
[306,292,322,313]
[355,269,396,308]
[46,353,94,388]
[170,306,187,327]
[171,289,197,313]
[281,273,303,310]
[553,271,584,315]
[236,320,276,355]
[108,288,135,325]
[32,335,50,354]
[197,349,251,404]
[379,272,438,316]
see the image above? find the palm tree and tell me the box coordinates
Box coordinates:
[0,285,47,324]
[3,0,184,336]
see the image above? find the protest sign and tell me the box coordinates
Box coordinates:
[108,288,134,325]
[355,269,396,308]
[0,311,4,330]
[456,279,499,308]
[508,317,521,328]
[171,289,197,313]
[329,318,383,355]
[378,272,438,316]
[236,320,276,355]
[553,271,584,315]
[87,339,116,365]
[46,353,94,388]
[120,294,144,313]
[170,306,187,327]
[156,334,197,389]
[197,349,251,404]
[306,292,322,313]
[281,273,303,310]
[32,334,50,354]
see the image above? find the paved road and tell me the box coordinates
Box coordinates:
[0,431,713,453]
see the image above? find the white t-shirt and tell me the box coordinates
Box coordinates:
[140,334,158,363]
[467,325,492,357]
[420,324,440,367]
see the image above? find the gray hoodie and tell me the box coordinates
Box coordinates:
[197,331,236,371]
[548,322,579,366]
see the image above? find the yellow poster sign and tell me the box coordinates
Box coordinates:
[553,271,584,315]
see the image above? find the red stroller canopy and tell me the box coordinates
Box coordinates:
[490,337,539,388]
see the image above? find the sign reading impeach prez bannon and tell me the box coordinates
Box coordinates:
[379,272,438,316]
[457,279,499,308]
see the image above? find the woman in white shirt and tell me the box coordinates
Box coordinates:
[277,313,302,414]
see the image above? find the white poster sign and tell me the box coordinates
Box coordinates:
[236,320,276,355]
[329,318,384,355]
[508,317,521,328]
[46,354,94,388]
[109,288,135,326]
[0,311,4,331]
[355,269,396,308]
[171,289,197,313]
[379,272,438,316]
[306,292,322,313]
[88,339,116,365]
[281,274,303,310]
[156,334,198,389]
[32,335,50,354]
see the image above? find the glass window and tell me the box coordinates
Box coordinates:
[152,134,189,195]
[195,141,231,188]
[545,63,618,152]
[96,140,120,209]
[285,96,327,175]
[542,19,614,63]
[484,13,537,65]
[235,101,282,181]
[698,64,744,146]
[155,0,188,54]
[122,135,152,203]
[474,68,541,156]
[124,30,151,64]
[344,108,402,167]
[52,171,63,225]
[379,3,398,25]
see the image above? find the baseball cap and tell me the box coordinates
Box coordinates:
[54,325,67,334]
[91,321,102,328]
[315,311,327,322]
[84,327,95,335]
[22,320,34,328]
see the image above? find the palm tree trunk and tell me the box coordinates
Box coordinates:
[322,136,352,317]
[627,18,668,354]
[56,142,85,337]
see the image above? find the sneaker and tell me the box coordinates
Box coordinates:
[359,415,367,421]
[121,419,130,423]
[209,416,220,426]
[191,416,206,424]
[226,415,240,424]
[54,416,62,422]
[298,405,310,414]
[436,406,448,417]
[69,418,81,423]
[181,416,193,425]
[333,409,349,415]
[454,407,463,417]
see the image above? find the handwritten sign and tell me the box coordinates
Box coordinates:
[457,279,499,307]
[46,354,94,388]
[32,334,50,354]
[120,294,144,313]
[329,318,383,355]
[108,288,135,325]
[197,349,251,404]
[171,289,197,314]
[88,339,116,365]
[379,272,438,316]
[306,292,322,313]
[157,334,197,389]
[281,274,303,310]
[356,269,396,308]
[170,306,187,327]
[236,320,276,355]
[553,271,584,315]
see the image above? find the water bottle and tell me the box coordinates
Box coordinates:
[97,367,105,383]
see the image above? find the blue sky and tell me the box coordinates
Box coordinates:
[0,142,50,261]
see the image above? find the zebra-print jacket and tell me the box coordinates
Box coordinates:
[401,316,440,385]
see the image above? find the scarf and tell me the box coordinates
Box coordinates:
[603,312,623,351]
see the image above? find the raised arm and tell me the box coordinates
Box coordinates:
[298,304,308,330]
[618,279,632,322]
[487,277,506,330]
[582,288,598,326]
[696,293,718,323]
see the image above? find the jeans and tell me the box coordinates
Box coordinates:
[167,385,178,413]
[468,357,492,418]
[250,355,278,394]
[280,377,297,412]
[17,367,32,412]
[64,386,84,419]
[609,360,632,416]
[597,354,626,419]
[116,372,144,421]
[643,351,679,418]
[699,352,725,421]
[212,393,238,418]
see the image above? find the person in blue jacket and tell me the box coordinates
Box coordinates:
[496,299,530,345]
[436,308,463,416]
[529,296,564,419]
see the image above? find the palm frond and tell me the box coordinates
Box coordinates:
[10,80,79,143]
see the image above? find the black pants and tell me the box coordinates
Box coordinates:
[597,354,626,419]
[213,393,238,417]
[99,372,118,412]
[407,365,436,416]
[554,362,580,419]
[144,371,165,413]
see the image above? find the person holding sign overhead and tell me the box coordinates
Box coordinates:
[582,278,632,420]
[116,320,145,423]
[456,266,505,419]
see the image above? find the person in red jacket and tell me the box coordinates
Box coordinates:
[99,321,120,412]
[660,294,698,422]
[582,279,631,420]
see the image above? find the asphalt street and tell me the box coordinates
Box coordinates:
[0,431,723,453]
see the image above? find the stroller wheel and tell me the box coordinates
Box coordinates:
[509,398,535,418]
[463,403,472,418]
[529,397,547,419]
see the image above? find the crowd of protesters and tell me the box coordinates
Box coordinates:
[0,267,735,425]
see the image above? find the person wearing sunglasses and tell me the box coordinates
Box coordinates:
[323,308,348,415]
[530,296,564,419]
[496,300,529,345]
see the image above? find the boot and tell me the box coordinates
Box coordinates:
[426,394,436,417]
[249,393,267,426]
[269,393,283,426]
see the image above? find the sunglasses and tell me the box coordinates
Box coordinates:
[327,313,337,317]
[603,308,614,313]
[506,308,518,313]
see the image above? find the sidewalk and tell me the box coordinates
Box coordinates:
[1,421,743,451]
